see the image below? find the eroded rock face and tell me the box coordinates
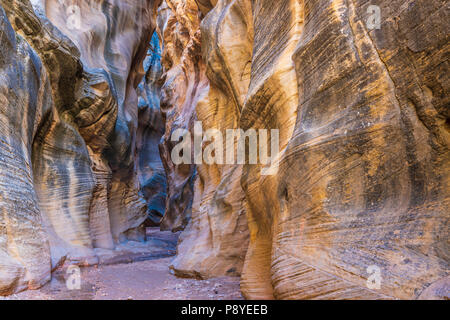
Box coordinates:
[156,0,251,279]
[0,0,161,294]
[44,0,160,244]
[159,0,449,299]
[0,0,448,300]
[272,1,450,299]
[137,33,167,226]
[0,6,52,294]
[243,0,449,300]
[156,0,204,232]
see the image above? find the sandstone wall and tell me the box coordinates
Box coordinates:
[0,0,448,300]
[137,32,167,226]
[0,0,161,294]
[0,5,52,294]
[44,0,159,244]
[159,0,449,299]
[156,0,253,278]
[156,0,204,232]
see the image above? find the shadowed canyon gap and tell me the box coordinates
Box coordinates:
[0,0,448,299]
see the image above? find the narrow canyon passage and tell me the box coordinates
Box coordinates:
[0,229,242,300]
[0,0,448,301]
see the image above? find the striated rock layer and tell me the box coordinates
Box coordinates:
[0,0,448,300]
[0,5,52,294]
[0,0,161,294]
[243,0,449,300]
[159,0,449,299]
[156,0,252,279]
[43,0,160,244]
[137,32,167,226]
[157,0,203,232]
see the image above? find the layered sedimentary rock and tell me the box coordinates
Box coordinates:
[0,6,52,294]
[243,0,449,300]
[271,0,446,300]
[0,0,161,294]
[157,0,202,231]
[160,0,449,299]
[0,0,448,300]
[157,0,203,232]
[137,32,167,226]
[44,0,159,244]
[157,0,252,278]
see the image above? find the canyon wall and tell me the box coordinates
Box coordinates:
[242,0,449,300]
[137,32,167,226]
[160,0,449,299]
[156,0,252,279]
[0,0,161,294]
[0,0,448,299]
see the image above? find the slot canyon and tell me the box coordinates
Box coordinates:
[0,0,448,300]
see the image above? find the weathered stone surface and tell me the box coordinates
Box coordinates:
[137,33,167,226]
[44,0,159,244]
[156,0,251,279]
[160,0,449,299]
[0,0,161,294]
[156,0,202,232]
[254,0,449,300]
[0,0,448,300]
[0,6,52,294]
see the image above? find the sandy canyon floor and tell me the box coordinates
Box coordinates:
[0,229,243,300]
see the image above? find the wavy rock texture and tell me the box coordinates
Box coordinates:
[44,0,160,244]
[0,6,52,294]
[0,0,448,300]
[156,0,252,279]
[137,32,167,226]
[0,0,161,294]
[156,0,204,232]
[253,0,449,300]
[159,0,449,299]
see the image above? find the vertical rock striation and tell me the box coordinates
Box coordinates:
[44,0,160,244]
[0,0,162,294]
[157,0,205,232]
[159,0,449,299]
[0,0,448,300]
[137,32,167,226]
[157,0,253,278]
[0,6,52,294]
[268,0,449,300]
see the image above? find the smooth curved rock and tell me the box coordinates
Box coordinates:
[0,0,161,294]
[160,0,449,299]
[0,0,448,300]
[137,32,167,226]
[0,5,52,294]
[157,0,206,232]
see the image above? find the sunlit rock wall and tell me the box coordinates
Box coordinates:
[157,0,252,278]
[161,0,449,299]
[0,0,448,300]
[267,0,449,300]
[157,0,205,232]
[0,0,160,294]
